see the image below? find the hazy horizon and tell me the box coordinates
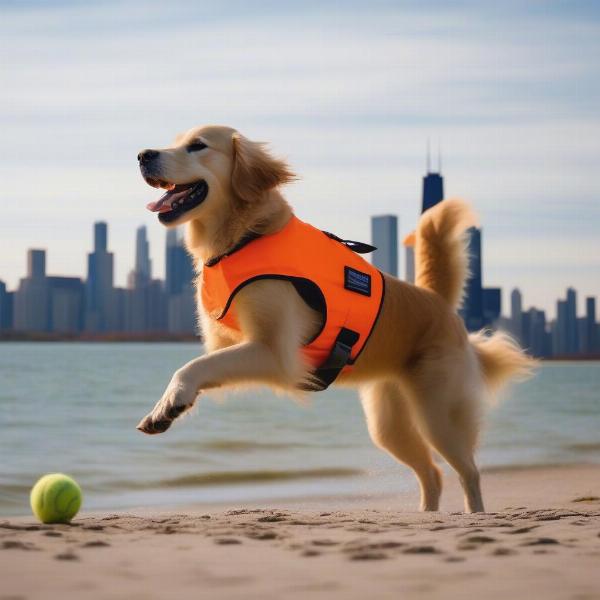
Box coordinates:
[1,0,599,316]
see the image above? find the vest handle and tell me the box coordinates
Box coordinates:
[323,232,377,254]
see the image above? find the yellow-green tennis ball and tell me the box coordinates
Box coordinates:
[30,473,82,524]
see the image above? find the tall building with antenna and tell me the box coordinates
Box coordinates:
[404,142,445,283]
[404,144,500,330]
[421,140,444,213]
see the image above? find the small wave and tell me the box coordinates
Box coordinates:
[563,442,600,453]
[126,467,363,490]
[481,461,595,474]
[178,440,312,452]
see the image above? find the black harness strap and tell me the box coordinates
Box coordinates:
[205,231,263,267]
[299,327,360,392]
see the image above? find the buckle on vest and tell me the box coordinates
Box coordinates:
[300,327,360,392]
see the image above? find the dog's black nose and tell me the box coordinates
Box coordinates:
[138,149,159,163]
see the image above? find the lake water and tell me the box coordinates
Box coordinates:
[1,343,599,516]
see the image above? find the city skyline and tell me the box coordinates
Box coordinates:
[1,1,599,317]
[0,154,596,324]
[2,153,598,357]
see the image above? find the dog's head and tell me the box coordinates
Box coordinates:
[138,125,295,227]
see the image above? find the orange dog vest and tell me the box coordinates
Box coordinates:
[201,216,385,390]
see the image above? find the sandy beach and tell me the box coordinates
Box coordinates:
[2,464,600,600]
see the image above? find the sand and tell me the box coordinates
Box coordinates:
[2,464,600,600]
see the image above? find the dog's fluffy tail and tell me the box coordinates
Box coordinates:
[470,330,537,396]
[415,199,476,310]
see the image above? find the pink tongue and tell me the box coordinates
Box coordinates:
[146,188,190,213]
[146,193,171,213]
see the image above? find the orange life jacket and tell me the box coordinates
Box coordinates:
[201,215,385,390]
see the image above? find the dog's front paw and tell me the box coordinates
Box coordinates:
[136,380,198,435]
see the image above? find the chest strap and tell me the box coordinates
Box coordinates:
[299,327,360,392]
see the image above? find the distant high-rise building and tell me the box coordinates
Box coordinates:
[135,226,152,284]
[85,222,114,332]
[371,215,398,277]
[404,149,445,282]
[13,249,49,332]
[421,144,444,213]
[0,280,13,330]
[553,299,568,355]
[48,277,84,333]
[585,297,597,354]
[523,307,548,357]
[482,287,501,326]
[94,222,107,253]
[510,288,523,341]
[127,225,167,332]
[404,243,415,284]
[461,227,484,331]
[565,287,578,354]
[165,229,195,296]
[165,228,197,334]
[28,249,46,280]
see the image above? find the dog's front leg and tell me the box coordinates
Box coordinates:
[136,341,285,434]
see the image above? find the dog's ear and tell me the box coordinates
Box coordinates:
[231,133,296,203]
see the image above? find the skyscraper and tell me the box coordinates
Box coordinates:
[422,172,444,213]
[461,227,484,331]
[48,277,84,333]
[585,297,597,354]
[85,222,114,332]
[565,287,578,354]
[28,249,46,280]
[94,221,107,253]
[165,228,197,334]
[510,288,523,341]
[165,229,195,296]
[13,249,49,331]
[482,287,501,326]
[135,226,152,284]
[553,299,568,355]
[405,147,445,282]
[371,215,398,277]
[421,142,444,213]
[127,225,166,332]
[404,242,415,284]
[0,280,11,330]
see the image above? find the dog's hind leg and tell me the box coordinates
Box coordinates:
[402,349,485,513]
[360,381,442,511]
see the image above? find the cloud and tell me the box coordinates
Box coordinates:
[0,0,598,316]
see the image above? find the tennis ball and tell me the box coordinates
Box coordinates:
[30,473,82,524]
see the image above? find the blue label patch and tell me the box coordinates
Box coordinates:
[344,266,371,296]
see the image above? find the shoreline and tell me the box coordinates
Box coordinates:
[1,336,600,361]
[3,462,600,519]
[2,464,600,599]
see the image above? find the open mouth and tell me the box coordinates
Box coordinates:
[145,178,209,224]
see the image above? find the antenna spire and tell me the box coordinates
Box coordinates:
[426,139,431,173]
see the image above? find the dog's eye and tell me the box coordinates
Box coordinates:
[187,141,208,153]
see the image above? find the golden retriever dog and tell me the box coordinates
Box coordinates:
[136,125,535,513]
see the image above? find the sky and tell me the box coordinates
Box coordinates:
[0,0,599,317]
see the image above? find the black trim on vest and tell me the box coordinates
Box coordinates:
[348,270,386,366]
[216,274,328,346]
[299,327,360,392]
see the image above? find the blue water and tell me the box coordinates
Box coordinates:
[1,343,599,516]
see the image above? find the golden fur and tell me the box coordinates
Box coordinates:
[136,125,536,513]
